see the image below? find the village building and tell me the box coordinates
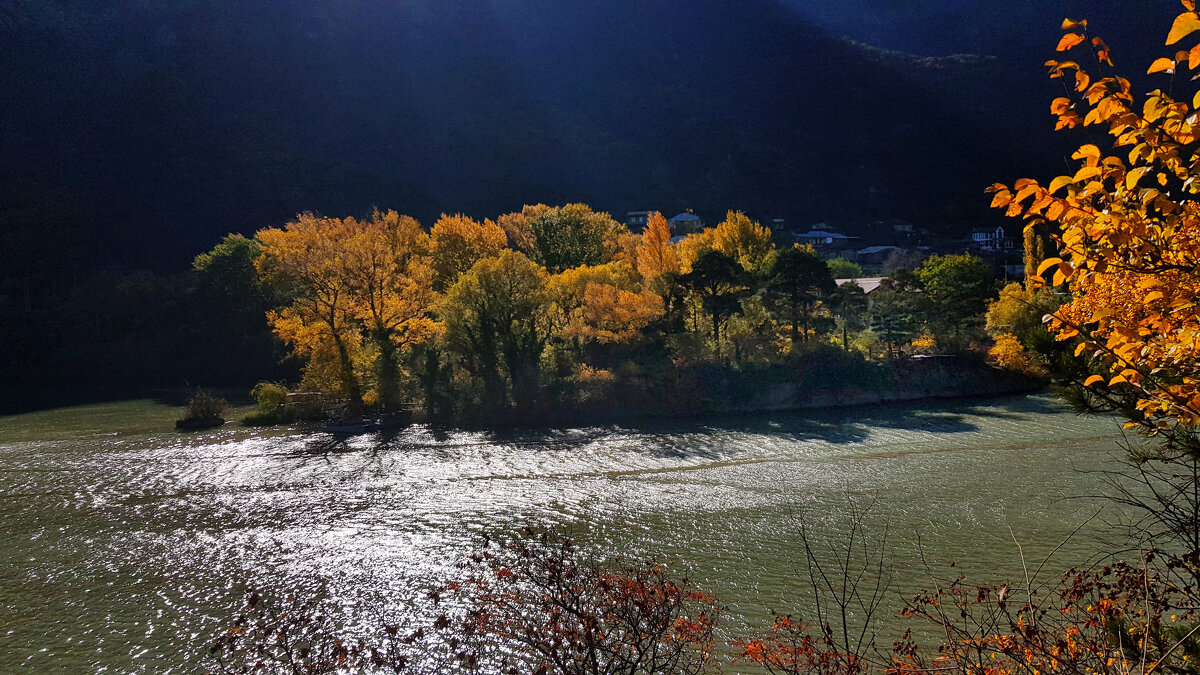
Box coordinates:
[624,210,653,232]
[669,212,704,234]
[970,225,1015,250]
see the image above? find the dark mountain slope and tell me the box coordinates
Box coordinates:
[0,0,1164,276]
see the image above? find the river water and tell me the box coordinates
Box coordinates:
[0,394,1132,672]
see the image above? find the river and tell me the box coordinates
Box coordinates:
[0,394,1132,672]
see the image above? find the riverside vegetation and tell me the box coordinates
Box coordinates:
[191,206,1032,428]
[206,4,1200,673]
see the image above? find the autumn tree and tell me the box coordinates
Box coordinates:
[988,5,1200,428]
[765,245,837,345]
[635,211,681,288]
[440,250,554,410]
[428,213,508,291]
[495,203,549,252]
[981,22,1200,673]
[677,228,716,274]
[548,262,663,351]
[711,210,777,275]
[985,281,1058,345]
[256,213,367,411]
[342,210,438,409]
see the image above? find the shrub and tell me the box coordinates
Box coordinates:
[988,333,1034,374]
[249,381,288,411]
[208,529,719,674]
[184,391,226,420]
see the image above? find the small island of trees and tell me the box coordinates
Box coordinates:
[188,203,1036,428]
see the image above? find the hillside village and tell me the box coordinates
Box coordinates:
[623,209,1024,284]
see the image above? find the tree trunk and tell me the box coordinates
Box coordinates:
[332,334,364,414]
[374,330,400,410]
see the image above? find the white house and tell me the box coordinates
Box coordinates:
[971,226,1014,249]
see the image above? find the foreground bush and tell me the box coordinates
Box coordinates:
[208,528,719,674]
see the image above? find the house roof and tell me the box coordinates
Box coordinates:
[670,213,701,221]
[835,277,885,293]
[856,245,901,255]
[796,230,854,239]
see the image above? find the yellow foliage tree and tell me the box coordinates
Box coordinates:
[495,204,549,253]
[989,333,1034,374]
[677,228,715,274]
[257,210,437,410]
[635,212,681,287]
[991,3,1200,426]
[440,250,554,409]
[711,210,776,275]
[429,213,507,290]
[343,210,439,408]
[256,213,368,410]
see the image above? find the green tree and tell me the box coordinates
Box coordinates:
[440,250,554,410]
[913,254,995,349]
[826,258,863,279]
[524,204,623,274]
[870,272,921,358]
[679,250,751,358]
[765,245,836,345]
[831,281,869,352]
[189,234,283,385]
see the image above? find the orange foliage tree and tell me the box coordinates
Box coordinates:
[989,4,1200,428]
[636,211,682,290]
[256,210,437,410]
[257,213,369,410]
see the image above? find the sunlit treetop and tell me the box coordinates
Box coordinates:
[990,0,1200,427]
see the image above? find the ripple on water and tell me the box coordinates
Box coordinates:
[0,395,1132,671]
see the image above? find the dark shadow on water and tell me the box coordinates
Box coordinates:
[247,393,1075,465]
[373,394,1064,460]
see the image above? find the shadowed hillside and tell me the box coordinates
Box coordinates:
[0,0,1109,275]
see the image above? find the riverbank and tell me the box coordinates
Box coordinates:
[453,352,1044,429]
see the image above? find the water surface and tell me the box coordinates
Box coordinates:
[0,395,1129,671]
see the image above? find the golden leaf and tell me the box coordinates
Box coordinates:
[1048,175,1074,194]
[1126,166,1153,190]
[1167,12,1200,45]
[1149,57,1176,74]
[1037,257,1065,277]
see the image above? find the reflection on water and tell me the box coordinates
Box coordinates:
[0,394,1128,672]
